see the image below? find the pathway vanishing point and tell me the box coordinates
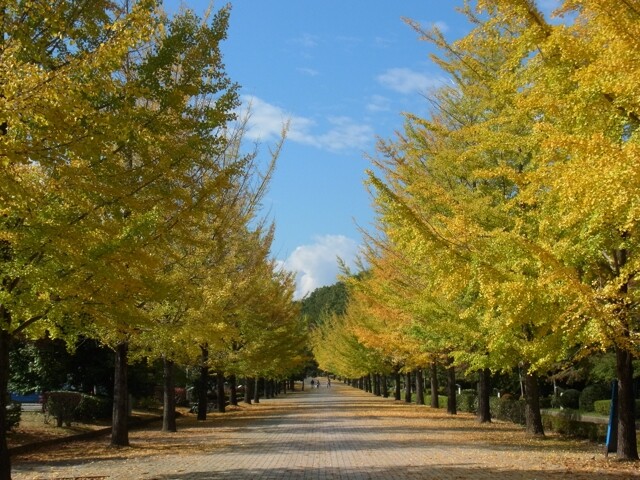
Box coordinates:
[11,381,640,479]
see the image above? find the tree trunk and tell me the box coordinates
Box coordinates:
[216,371,225,413]
[229,374,238,406]
[254,378,261,403]
[616,346,639,459]
[162,357,176,432]
[416,368,425,405]
[477,368,491,423]
[382,375,389,398]
[404,371,412,403]
[0,326,12,480]
[446,363,457,415]
[430,362,439,408]
[244,377,252,404]
[524,371,545,436]
[394,370,401,401]
[197,345,208,421]
[111,341,129,446]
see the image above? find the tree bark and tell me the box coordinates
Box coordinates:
[394,369,401,401]
[382,374,389,398]
[254,378,261,403]
[197,345,208,421]
[162,357,176,432]
[416,368,425,405]
[616,346,639,459]
[111,341,129,446]
[229,374,238,406]
[524,371,545,436]
[244,377,252,404]
[404,371,412,403]
[0,326,12,480]
[430,362,439,408]
[477,368,491,423]
[216,371,225,413]
[446,363,457,415]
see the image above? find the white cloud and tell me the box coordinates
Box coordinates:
[377,68,442,94]
[291,33,319,48]
[240,95,373,152]
[297,67,319,77]
[277,235,360,300]
[367,94,391,113]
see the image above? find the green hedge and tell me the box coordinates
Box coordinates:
[490,396,526,425]
[593,399,640,418]
[44,391,82,427]
[425,395,448,408]
[74,394,112,421]
[456,391,477,413]
[44,391,111,426]
[579,385,609,412]
[558,389,581,410]
[542,410,606,442]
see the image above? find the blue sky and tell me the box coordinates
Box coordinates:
[166,1,559,298]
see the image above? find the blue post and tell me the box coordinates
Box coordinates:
[605,380,618,456]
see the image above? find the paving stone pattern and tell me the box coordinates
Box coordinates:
[12,382,639,480]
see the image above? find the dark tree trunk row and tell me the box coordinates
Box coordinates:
[524,371,544,436]
[0,326,11,480]
[616,346,638,459]
[447,363,457,415]
[404,371,412,403]
[416,368,425,405]
[111,341,129,446]
[216,371,225,413]
[197,345,208,421]
[477,368,491,423]
[230,374,238,406]
[162,357,176,432]
[430,362,439,408]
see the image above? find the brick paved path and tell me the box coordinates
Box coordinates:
[11,381,639,479]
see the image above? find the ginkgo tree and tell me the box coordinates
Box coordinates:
[1,0,243,464]
[363,0,639,459]
[1,1,161,475]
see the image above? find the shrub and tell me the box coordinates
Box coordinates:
[456,391,477,413]
[579,385,609,412]
[490,396,526,425]
[5,401,21,431]
[44,391,82,427]
[593,399,640,418]
[542,410,606,442]
[174,387,187,406]
[425,395,448,408]
[135,396,161,410]
[594,399,611,416]
[558,389,580,409]
[539,396,552,409]
[74,394,112,421]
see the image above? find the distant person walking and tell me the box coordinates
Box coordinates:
[327,378,331,388]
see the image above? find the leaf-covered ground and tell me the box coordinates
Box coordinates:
[10,387,640,478]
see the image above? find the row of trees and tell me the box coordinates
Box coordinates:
[312,0,639,461]
[1,2,306,478]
